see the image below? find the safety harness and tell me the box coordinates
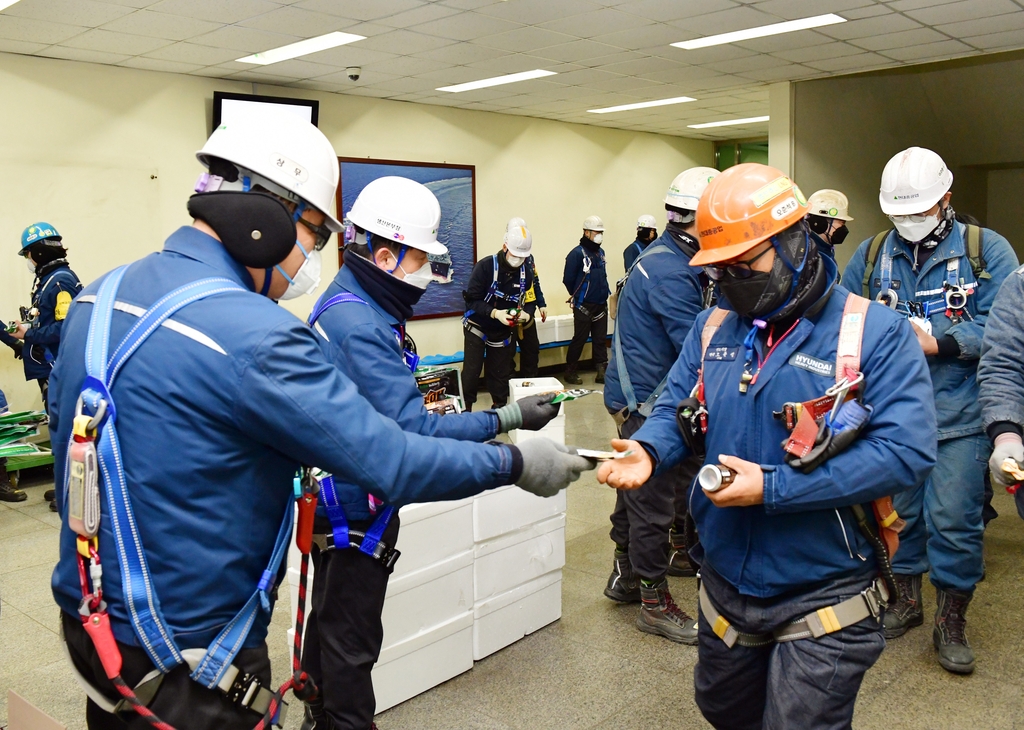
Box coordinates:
[68,265,320,729]
[686,295,905,648]
[610,243,677,425]
[306,292,405,573]
[464,254,527,347]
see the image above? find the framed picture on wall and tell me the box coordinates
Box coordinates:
[337,157,477,320]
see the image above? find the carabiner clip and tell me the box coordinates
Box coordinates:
[826,372,865,420]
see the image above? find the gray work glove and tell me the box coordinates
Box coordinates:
[495,393,560,433]
[515,439,593,497]
[990,433,1024,489]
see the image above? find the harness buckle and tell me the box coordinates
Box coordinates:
[226,670,264,710]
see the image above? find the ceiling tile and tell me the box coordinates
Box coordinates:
[737,62,816,82]
[369,75,439,93]
[463,53,561,74]
[119,56,204,73]
[96,0,164,6]
[772,40,863,63]
[637,64,722,84]
[336,85,396,98]
[880,39,976,61]
[364,54,449,77]
[348,28,456,54]
[374,3,461,28]
[3,0,135,27]
[143,41,245,65]
[665,44,760,66]
[0,37,48,54]
[37,45,132,64]
[100,10,221,40]
[887,0,962,10]
[850,27,946,52]
[62,28,173,55]
[584,75,665,92]
[903,0,1019,26]
[598,55,687,76]
[300,43,397,66]
[749,0,874,20]
[732,28,835,54]
[411,40,507,64]
[937,12,1024,39]
[816,13,921,40]
[0,16,89,45]
[677,5,784,36]
[476,0,602,24]
[590,23,694,52]
[313,67,400,85]
[614,0,738,23]
[237,6,357,35]
[225,67,303,84]
[412,65,502,84]
[803,51,895,72]
[148,0,280,24]
[539,8,653,37]
[472,26,576,53]
[573,49,649,67]
[293,0,425,21]
[190,26,301,54]
[707,53,792,74]
[290,78,347,93]
[839,4,892,19]
[410,11,521,41]
[965,27,1024,49]
[531,39,628,63]
[541,67,624,85]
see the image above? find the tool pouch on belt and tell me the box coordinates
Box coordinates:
[676,397,706,459]
[783,399,872,473]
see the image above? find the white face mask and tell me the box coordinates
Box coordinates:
[506,253,526,267]
[275,242,321,300]
[399,259,433,290]
[26,258,36,274]
[890,212,940,243]
[592,232,603,245]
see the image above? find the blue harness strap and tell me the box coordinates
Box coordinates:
[80,266,294,689]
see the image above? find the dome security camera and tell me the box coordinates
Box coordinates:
[347,67,361,81]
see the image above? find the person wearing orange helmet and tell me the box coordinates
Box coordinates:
[597,163,937,729]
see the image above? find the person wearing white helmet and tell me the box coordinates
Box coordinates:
[806,189,854,266]
[844,146,1018,675]
[502,217,549,379]
[301,191,562,730]
[48,115,592,729]
[599,167,718,644]
[563,215,611,384]
[624,214,659,270]
[461,218,540,409]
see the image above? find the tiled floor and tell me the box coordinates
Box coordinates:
[3,371,1024,729]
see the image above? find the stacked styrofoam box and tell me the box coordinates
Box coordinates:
[471,377,567,660]
[551,313,574,342]
[535,317,559,345]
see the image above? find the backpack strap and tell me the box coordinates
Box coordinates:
[965,224,989,280]
[861,231,891,298]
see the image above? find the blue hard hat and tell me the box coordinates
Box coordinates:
[20,222,62,255]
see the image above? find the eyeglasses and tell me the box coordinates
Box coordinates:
[703,244,773,281]
[298,217,332,251]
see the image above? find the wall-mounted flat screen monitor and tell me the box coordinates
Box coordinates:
[212,91,319,132]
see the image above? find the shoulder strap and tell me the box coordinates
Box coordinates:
[861,231,891,298]
[308,292,369,327]
[836,293,870,383]
[965,224,989,279]
[700,307,730,360]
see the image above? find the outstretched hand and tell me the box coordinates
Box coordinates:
[597,439,653,490]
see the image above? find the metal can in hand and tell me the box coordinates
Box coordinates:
[698,464,736,493]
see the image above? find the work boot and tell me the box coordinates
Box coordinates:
[934,587,975,674]
[636,579,698,645]
[44,489,55,501]
[564,369,583,385]
[883,573,923,639]
[667,526,697,578]
[604,550,641,603]
[595,363,606,384]
[0,470,26,502]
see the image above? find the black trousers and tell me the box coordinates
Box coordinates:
[609,414,700,580]
[38,377,49,412]
[61,610,270,730]
[461,330,514,408]
[566,304,607,370]
[515,320,540,378]
[302,515,401,730]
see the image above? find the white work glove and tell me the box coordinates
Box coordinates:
[540,308,547,323]
[990,433,1024,488]
[516,309,531,324]
[491,308,515,327]
[515,439,594,497]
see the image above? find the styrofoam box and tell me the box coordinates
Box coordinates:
[509,414,565,445]
[473,485,566,542]
[553,314,575,341]
[535,317,559,345]
[391,497,473,578]
[474,514,566,602]
[380,550,474,651]
[372,612,474,712]
[509,377,564,404]
[473,570,562,660]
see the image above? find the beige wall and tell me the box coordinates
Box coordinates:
[0,51,712,411]
[791,50,1024,274]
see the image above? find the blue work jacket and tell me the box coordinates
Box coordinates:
[605,231,705,413]
[311,265,500,521]
[563,243,609,307]
[0,261,82,381]
[844,222,1018,440]
[49,227,517,651]
[633,258,937,598]
[623,238,649,271]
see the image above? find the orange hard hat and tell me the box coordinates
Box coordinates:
[692,163,809,266]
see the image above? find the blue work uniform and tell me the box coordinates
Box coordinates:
[49,226,519,659]
[844,222,1018,592]
[632,257,936,728]
[623,238,649,271]
[563,239,610,370]
[604,229,706,579]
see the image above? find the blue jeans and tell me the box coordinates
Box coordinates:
[890,434,988,593]
[694,563,884,730]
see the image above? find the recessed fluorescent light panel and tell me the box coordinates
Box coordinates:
[672,13,846,50]
[0,0,23,10]
[237,32,365,65]
[437,69,556,93]
[588,96,697,114]
[688,116,770,129]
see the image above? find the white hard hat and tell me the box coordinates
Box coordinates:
[506,216,527,231]
[583,215,604,232]
[879,147,952,216]
[347,176,447,255]
[504,222,533,257]
[637,214,658,229]
[807,189,854,222]
[664,167,720,210]
[197,116,342,231]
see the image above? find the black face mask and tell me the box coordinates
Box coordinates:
[716,225,809,320]
[831,224,849,247]
[808,215,848,247]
